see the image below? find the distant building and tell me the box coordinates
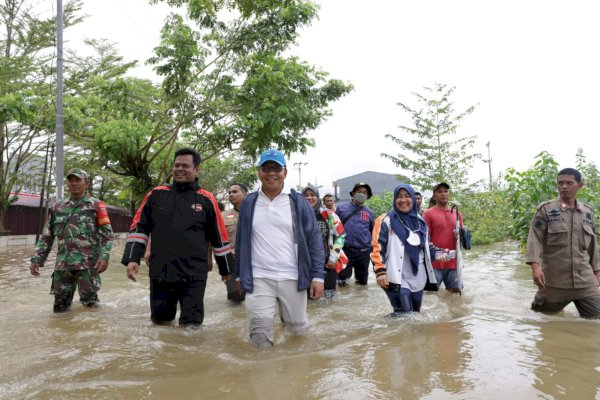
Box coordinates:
[334,171,412,204]
[3,155,45,194]
[3,192,132,235]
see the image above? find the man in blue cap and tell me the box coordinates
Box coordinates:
[235,148,325,347]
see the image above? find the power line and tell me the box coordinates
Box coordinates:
[136,0,162,30]
[110,0,155,48]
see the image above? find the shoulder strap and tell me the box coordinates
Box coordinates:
[55,201,80,238]
[341,207,362,226]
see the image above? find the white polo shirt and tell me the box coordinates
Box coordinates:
[251,189,298,280]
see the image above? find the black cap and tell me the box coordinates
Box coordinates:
[432,182,450,192]
[350,182,373,199]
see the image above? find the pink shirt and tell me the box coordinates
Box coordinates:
[422,207,463,270]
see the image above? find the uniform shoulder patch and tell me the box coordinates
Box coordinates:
[96,201,111,226]
[534,216,545,230]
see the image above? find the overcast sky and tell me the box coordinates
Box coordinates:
[42,0,600,196]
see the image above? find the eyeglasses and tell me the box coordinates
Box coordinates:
[259,166,284,173]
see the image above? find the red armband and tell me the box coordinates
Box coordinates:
[96,201,111,226]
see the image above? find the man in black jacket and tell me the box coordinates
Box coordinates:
[121,148,233,328]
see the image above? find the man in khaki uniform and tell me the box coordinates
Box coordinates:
[221,183,248,302]
[526,167,600,318]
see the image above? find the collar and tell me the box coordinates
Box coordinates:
[351,200,365,207]
[258,187,290,200]
[173,181,199,192]
[559,200,582,211]
[66,195,93,205]
[349,200,365,209]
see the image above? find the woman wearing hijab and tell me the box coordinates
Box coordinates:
[302,185,347,299]
[371,183,439,315]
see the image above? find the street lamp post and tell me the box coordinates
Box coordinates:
[293,162,308,187]
[56,0,64,200]
[482,141,492,191]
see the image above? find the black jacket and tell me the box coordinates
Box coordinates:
[121,181,232,282]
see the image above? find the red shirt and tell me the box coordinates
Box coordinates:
[422,206,463,270]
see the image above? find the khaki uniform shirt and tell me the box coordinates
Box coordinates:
[526,199,599,289]
[222,208,239,251]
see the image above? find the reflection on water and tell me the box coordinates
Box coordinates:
[1,241,599,399]
[533,320,600,399]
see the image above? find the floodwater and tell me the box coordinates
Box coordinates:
[1,240,600,400]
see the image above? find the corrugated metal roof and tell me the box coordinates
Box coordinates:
[334,171,410,204]
[8,192,130,215]
[9,192,45,208]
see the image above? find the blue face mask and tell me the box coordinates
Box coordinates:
[353,193,368,203]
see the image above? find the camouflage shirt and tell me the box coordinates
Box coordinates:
[31,195,114,271]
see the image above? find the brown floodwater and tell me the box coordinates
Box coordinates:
[1,240,599,399]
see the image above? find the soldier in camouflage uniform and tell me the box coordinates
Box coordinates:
[30,168,114,312]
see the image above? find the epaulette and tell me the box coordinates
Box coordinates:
[536,200,555,211]
[579,202,594,213]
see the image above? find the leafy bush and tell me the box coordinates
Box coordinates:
[367,149,600,249]
[366,191,394,218]
[453,189,511,246]
[367,188,511,246]
[504,151,559,246]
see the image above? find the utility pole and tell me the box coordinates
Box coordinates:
[55,0,64,200]
[36,140,52,243]
[482,141,492,191]
[332,181,338,201]
[293,162,308,187]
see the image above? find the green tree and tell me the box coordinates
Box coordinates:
[0,0,82,232]
[366,191,394,218]
[71,1,352,204]
[199,151,258,201]
[504,151,559,246]
[144,0,352,188]
[367,183,512,247]
[382,83,480,191]
[71,74,165,196]
[453,183,511,246]
[574,148,600,214]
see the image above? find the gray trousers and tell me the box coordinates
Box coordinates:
[245,278,308,347]
[531,285,600,319]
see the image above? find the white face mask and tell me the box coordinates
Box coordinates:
[353,192,368,203]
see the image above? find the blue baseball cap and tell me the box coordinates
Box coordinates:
[258,148,286,167]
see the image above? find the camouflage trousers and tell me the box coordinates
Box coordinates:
[51,269,101,312]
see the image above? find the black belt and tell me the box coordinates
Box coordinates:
[347,246,371,252]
